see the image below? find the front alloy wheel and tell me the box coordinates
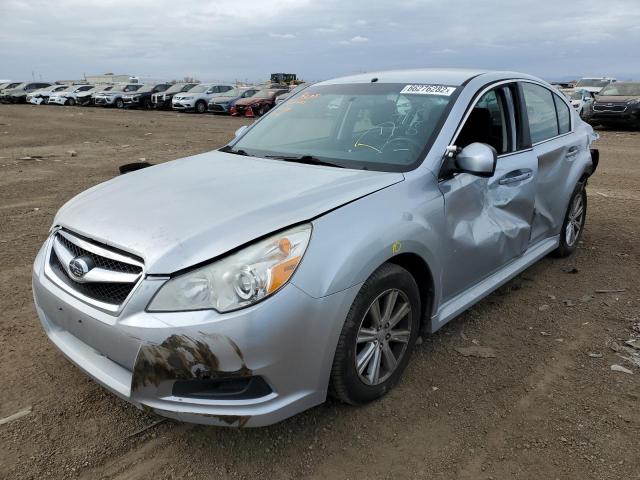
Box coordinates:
[330,263,420,405]
[355,289,412,385]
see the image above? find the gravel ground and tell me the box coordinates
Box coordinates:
[0,104,638,480]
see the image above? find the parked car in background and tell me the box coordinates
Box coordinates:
[172,83,234,113]
[1,82,52,103]
[230,88,289,116]
[275,83,310,106]
[207,86,260,114]
[32,69,599,427]
[151,82,198,109]
[48,85,96,106]
[590,82,640,128]
[573,77,615,94]
[0,82,20,94]
[122,83,171,109]
[568,89,595,119]
[27,84,68,104]
[76,85,112,106]
[94,84,143,108]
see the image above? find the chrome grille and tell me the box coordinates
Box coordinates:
[45,230,144,313]
[593,103,627,112]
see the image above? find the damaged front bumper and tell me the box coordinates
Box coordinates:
[32,242,359,427]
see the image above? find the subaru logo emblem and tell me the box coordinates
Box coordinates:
[69,256,91,279]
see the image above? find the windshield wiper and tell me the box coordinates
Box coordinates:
[264,154,344,168]
[219,145,250,156]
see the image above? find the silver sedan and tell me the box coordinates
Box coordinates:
[32,69,598,427]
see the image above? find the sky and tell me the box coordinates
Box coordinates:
[1,0,639,84]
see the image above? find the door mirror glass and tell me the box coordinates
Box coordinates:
[455,142,497,177]
[234,125,248,137]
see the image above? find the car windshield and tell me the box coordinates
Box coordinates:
[598,83,640,96]
[11,83,27,90]
[218,88,244,97]
[110,85,128,92]
[575,79,610,88]
[252,90,279,99]
[136,85,155,93]
[164,83,189,94]
[230,82,458,172]
[188,84,209,93]
[3,82,20,89]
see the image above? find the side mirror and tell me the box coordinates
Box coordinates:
[455,143,497,177]
[234,125,248,137]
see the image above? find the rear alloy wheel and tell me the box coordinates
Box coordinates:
[330,263,420,405]
[196,101,206,114]
[553,182,587,257]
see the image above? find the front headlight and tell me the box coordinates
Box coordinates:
[147,224,312,313]
[627,98,640,105]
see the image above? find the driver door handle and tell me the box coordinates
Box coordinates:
[498,169,533,185]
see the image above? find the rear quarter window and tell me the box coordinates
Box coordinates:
[553,94,571,134]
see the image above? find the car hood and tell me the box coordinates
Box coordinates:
[595,95,640,103]
[235,97,266,106]
[53,150,404,274]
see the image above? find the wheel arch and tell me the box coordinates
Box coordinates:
[386,253,435,334]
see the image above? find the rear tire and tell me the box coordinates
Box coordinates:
[330,263,420,405]
[553,182,587,258]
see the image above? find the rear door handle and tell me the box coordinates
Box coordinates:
[566,146,579,158]
[498,169,533,185]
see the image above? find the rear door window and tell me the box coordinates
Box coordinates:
[521,83,559,143]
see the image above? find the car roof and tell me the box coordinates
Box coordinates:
[317,68,488,86]
[604,81,639,85]
[316,68,545,87]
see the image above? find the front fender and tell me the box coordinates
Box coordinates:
[291,178,445,308]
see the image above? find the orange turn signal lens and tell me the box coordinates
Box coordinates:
[267,256,301,294]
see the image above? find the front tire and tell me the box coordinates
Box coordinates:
[330,263,420,405]
[67,98,75,106]
[553,182,587,257]
[195,101,206,113]
[115,98,124,109]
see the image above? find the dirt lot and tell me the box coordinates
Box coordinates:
[0,104,638,480]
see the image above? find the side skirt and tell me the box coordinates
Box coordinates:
[428,236,559,333]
